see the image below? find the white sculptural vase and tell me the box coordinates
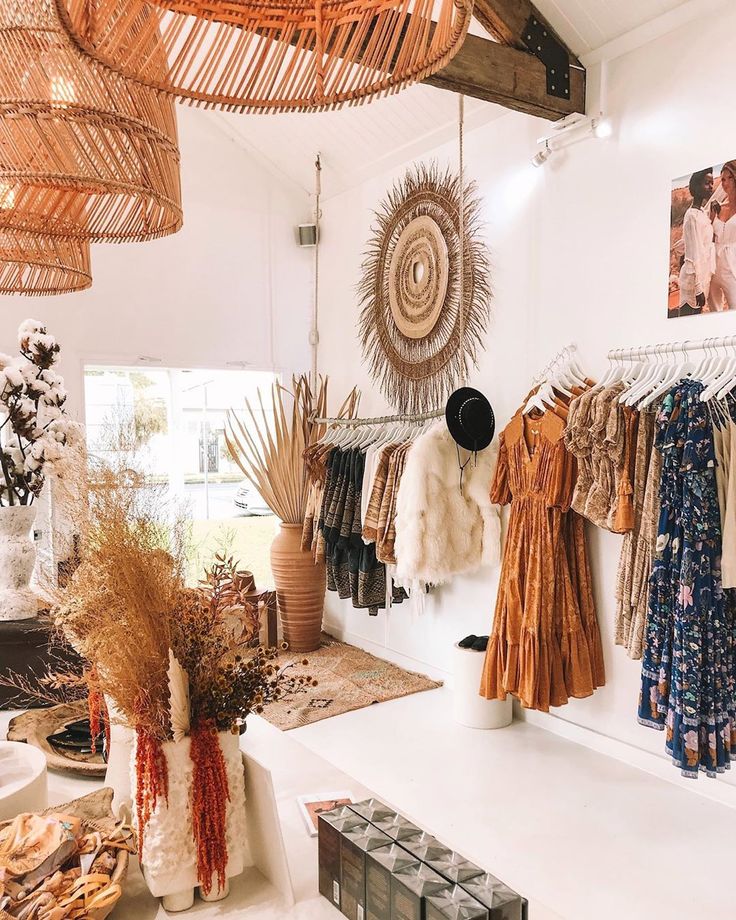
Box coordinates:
[0,505,38,621]
[132,729,247,911]
[103,696,134,821]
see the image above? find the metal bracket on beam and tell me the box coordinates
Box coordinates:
[523,15,570,100]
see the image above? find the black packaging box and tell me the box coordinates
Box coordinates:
[366,843,420,920]
[425,851,485,885]
[460,873,524,920]
[373,813,423,842]
[349,798,397,824]
[318,806,367,910]
[391,861,452,920]
[400,832,454,865]
[340,823,393,920]
[426,885,491,920]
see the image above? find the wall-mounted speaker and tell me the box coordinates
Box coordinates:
[297,223,318,247]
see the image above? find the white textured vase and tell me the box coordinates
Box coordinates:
[132,729,247,909]
[0,505,38,621]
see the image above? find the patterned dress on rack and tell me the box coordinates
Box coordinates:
[481,409,605,712]
[638,380,736,777]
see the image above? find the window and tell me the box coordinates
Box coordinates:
[83,366,279,587]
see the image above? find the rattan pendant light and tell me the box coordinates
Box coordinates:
[55,0,473,112]
[0,228,91,295]
[0,0,182,242]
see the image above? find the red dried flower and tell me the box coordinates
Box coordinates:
[190,720,230,896]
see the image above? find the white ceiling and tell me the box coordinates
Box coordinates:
[204,0,693,200]
[209,86,504,201]
[535,0,690,56]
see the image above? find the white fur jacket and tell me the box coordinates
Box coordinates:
[394,421,501,586]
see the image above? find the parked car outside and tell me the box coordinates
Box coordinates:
[234,482,272,516]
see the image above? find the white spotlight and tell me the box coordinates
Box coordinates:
[593,117,613,139]
[531,144,553,168]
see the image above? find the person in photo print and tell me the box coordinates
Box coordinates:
[711,200,725,244]
[710,161,736,312]
[677,167,715,316]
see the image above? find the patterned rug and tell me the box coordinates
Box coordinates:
[262,633,442,731]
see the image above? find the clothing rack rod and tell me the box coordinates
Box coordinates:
[609,335,736,361]
[311,408,444,426]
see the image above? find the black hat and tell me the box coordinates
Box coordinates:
[445,387,495,452]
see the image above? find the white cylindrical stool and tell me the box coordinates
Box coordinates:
[0,741,48,821]
[453,644,512,729]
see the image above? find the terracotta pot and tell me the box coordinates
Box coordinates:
[270,522,326,652]
[0,504,38,621]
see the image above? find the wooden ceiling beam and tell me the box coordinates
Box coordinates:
[472,0,582,66]
[424,34,585,121]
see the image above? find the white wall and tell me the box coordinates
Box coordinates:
[317,6,736,792]
[0,105,313,419]
[318,114,536,679]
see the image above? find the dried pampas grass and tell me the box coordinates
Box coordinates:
[53,469,185,739]
[47,421,321,742]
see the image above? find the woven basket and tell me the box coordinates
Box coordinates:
[0,788,130,920]
[0,0,182,243]
[0,229,91,296]
[55,0,473,112]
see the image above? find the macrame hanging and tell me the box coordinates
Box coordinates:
[358,154,491,415]
[0,0,182,243]
[54,0,473,112]
[0,229,91,296]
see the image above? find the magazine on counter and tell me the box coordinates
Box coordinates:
[297,791,355,836]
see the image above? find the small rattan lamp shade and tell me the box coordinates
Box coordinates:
[55,0,473,112]
[0,229,91,296]
[0,0,182,242]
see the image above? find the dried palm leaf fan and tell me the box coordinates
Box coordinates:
[225,376,359,524]
[358,160,491,415]
[54,0,473,112]
[0,0,182,242]
[0,228,91,295]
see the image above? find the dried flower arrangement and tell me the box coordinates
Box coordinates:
[51,454,316,896]
[225,374,359,524]
[0,319,81,506]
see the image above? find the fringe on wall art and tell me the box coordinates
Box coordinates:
[358,161,492,416]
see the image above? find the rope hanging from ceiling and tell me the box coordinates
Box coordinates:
[54,0,473,112]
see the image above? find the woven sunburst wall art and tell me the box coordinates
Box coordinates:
[358,163,491,415]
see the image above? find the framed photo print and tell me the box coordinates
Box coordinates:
[668,160,736,318]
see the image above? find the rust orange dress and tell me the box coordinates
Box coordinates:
[480,409,605,712]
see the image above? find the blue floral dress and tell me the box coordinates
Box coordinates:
[638,380,736,777]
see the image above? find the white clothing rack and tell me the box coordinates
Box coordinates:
[311,408,444,427]
[608,336,736,361]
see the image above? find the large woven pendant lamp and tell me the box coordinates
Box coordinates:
[0,0,182,242]
[0,229,91,295]
[54,0,473,112]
